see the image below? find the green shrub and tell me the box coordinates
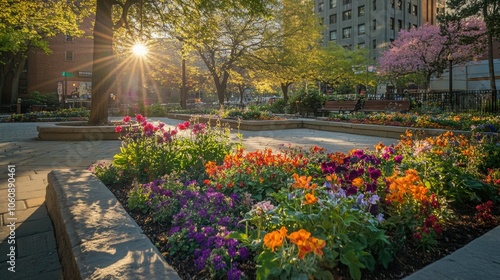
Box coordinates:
[146,103,168,117]
[287,88,326,117]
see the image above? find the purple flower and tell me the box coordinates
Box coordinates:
[238,247,249,260]
[227,267,243,280]
[368,167,382,180]
[212,255,226,270]
[394,155,403,163]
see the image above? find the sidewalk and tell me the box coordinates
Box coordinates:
[0,118,498,279]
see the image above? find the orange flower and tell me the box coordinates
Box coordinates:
[352,177,364,187]
[304,192,318,205]
[264,226,288,252]
[374,142,386,151]
[292,173,317,189]
[309,237,326,257]
[287,229,326,259]
[288,229,312,258]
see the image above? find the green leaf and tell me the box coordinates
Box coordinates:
[256,250,278,280]
[313,269,335,280]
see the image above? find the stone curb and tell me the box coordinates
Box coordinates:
[45,169,181,280]
[37,116,473,141]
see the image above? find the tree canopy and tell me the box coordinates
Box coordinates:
[0,0,90,105]
[377,18,486,89]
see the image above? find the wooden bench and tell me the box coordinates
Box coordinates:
[359,100,411,113]
[319,100,359,114]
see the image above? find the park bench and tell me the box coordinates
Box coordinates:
[319,100,359,114]
[359,100,411,113]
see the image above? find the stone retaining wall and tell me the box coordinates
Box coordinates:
[45,169,180,279]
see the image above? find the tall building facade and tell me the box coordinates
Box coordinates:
[26,18,94,102]
[315,0,446,60]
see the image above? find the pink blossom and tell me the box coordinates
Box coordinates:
[136,114,145,123]
[123,116,131,123]
[115,126,123,133]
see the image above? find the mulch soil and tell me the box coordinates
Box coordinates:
[108,183,500,280]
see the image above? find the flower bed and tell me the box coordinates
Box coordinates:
[327,112,500,132]
[92,115,500,280]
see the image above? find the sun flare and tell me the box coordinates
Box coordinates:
[132,43,148,56]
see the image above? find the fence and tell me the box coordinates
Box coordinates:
[365,90,499,113]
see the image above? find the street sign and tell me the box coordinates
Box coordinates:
[62,71,74,77]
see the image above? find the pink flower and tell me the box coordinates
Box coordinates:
[115,126,123,133]
[136,114,145,123]
[178,121,191,130]
[170,129,178,136]
[123,116,131,123]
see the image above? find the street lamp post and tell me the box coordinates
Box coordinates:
[447,53,454,111]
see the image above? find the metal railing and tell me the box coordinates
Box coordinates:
[365,90,499,113]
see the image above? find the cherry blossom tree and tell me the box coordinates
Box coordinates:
[377,18,487,90]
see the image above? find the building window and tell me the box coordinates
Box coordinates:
[397,0,402,10]
[343,45,352,50]
[342,10,352,20]
[373,0,376,10]
[319,2,324,12]
[398,19,402,31]
[358,5,365,16]
[413,24,417,29]
[412,4,417,15]
[358,24,365,35]
[329,14,337,24]
[342,0,351,4]
[391,0,394,8]
[65,34,74,42]
[408,22,412,29]
[390,17,395,30]
[343,27,352,38]
[372,39,376,49]
[358,42,366,49]
[373,19,377,30]
[408,2,411,13]
[330,0,337,9]
[329,30,337,40]
[65,51,74,61]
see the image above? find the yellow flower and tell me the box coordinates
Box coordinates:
[263,226,288,252]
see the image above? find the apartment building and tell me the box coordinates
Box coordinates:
[316,0,446,60]
[25,18,95,103]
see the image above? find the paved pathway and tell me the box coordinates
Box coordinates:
[0,118,396,279]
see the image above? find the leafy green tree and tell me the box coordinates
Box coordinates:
[251,0,322,104]
[443,0,499,111]
[89,0,273,124]
[316,44,371,96]
[0,0,88,106]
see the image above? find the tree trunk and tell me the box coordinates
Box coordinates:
[214,70,229,105]
[281,82,290,104]
[10,57,27,104]
[484,6,497,112]
[238,84,245,106]
[89,0,114,125]
[180,58,187,109]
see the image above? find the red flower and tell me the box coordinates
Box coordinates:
[115,125,123,133]
[123,116,131,123]
[135,114,145,123]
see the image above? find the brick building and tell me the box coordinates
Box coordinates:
[26,18,94,104]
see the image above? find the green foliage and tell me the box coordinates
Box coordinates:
[146,103,168,117]
[287,88,326,116]
[112,115,238,183]
[29,91,60,107]
[7,108,89,122]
